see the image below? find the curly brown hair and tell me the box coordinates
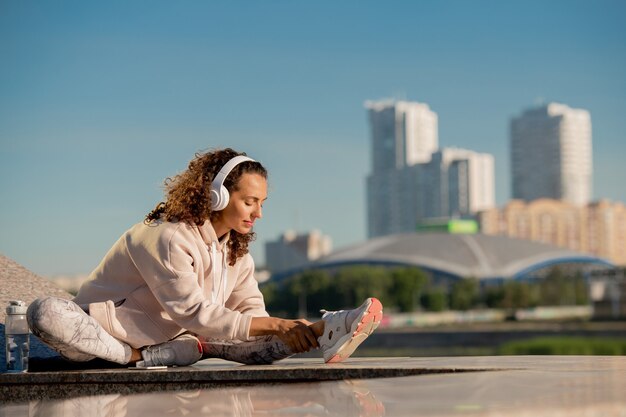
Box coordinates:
[145,148,268,265]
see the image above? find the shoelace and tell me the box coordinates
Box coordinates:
[320,308,346,315]
[145,345,171,366]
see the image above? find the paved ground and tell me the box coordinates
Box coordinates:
[2,355,625,416]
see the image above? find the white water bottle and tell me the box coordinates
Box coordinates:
[5,300,30,373]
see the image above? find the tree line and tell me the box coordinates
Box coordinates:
[260,265,589,318]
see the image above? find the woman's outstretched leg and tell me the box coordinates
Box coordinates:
[200,335,294,365]
[202,297,383,365]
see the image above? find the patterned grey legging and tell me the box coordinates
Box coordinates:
[27,296,293,365]
[200,336,293,365]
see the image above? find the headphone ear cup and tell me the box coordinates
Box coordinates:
[210,188,222,211]
[218,185,230,210]
[211,185,230,211]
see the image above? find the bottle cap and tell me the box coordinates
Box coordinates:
[6,300,28,315]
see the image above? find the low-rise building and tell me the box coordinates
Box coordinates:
[265,230,332,274]
[478,199,626,265]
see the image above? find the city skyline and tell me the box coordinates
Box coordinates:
[366,99,495,238]
[1,1,625,276]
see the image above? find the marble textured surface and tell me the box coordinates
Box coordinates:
[0,356,496,402]
[1,356,626,416]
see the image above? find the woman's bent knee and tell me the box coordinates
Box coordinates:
[26,297,50,330]
[26,296,74,335]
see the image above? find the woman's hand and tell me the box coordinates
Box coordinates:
[273,318,319,353]
[250,317,320,353]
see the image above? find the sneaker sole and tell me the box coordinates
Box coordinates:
[325,297,383,363]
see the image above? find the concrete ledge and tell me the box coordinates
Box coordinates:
[2,356,626,416]
[1,357,503,402]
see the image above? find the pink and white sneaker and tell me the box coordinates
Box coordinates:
[319,298,383,363]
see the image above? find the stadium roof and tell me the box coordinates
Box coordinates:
[278,233,613,281]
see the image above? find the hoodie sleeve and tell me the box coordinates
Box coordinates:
[225,254,269,317]
[127,223,255,342]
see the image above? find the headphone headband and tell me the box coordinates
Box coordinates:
[210,155,255,211]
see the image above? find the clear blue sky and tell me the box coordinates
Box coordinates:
[1,0,625,276]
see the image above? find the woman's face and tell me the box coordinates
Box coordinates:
[213,172,267,237]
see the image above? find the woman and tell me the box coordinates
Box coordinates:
[27,148,382,366]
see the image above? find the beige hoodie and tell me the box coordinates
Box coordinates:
[73,219,268,348]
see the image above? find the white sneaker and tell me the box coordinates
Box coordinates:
[319,298,383,363]
[137,334,203,367]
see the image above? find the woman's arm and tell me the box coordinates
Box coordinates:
[249,317,321,353]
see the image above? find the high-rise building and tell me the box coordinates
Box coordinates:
[365,99,438,238]
[511,102,592,206]
[365,99,495,238]
[365,100,438,171]
[421,148,495,219]
[366,164,421,237]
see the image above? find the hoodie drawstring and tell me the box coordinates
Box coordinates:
[210,242,228,305]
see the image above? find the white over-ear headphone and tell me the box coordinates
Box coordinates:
[210,155,255,211]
